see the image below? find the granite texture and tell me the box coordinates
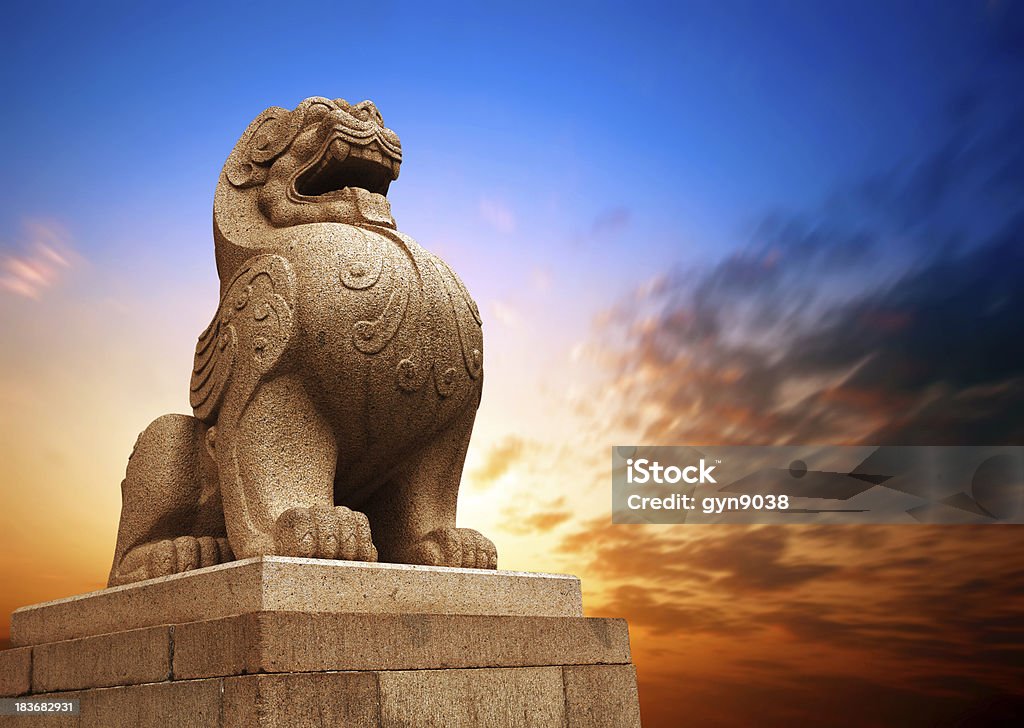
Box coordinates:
[109,96,494,587]
[0,668,638,727]
[1,679,222,727]
[564,665,643,727]
[221,672,379,728]
[378,667,568,727]
[11,610,629,688]
[0,647,31,697]
[11,557,582,646]
[172,612,630,678]
[31,626,170,693]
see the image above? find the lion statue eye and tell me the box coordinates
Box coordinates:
[305,103,332,124]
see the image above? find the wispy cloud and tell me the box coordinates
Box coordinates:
[530,266,552,292]
[470,435,526,489]
[502,497,572,534]
[0,220,77,299]
[490,300,525,329]
[571,206,630,247]
[478,196,516,233]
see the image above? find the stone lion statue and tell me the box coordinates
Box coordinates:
[108,97,495,586]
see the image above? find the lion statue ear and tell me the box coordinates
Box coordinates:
[224,106,302,188]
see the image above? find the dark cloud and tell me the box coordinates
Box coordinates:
[786,225,1024,445]
[561,520,847,599]
[593,63,1024,448]
[593,584,750,637]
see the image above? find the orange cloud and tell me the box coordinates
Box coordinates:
[501,498,572,534]
[556,518,1024,726]
[469,435,526,488]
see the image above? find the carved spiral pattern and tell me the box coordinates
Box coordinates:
[190,256,295,424]
[338,230,482,398]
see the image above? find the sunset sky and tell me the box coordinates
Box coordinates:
[2,2,1023,725]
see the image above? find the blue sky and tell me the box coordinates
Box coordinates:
[3,0,1011,274]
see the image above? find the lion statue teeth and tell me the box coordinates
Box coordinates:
[109,97,495,587]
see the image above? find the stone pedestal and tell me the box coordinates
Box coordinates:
[0,557,641,726]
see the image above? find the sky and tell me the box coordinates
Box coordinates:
[1,1,1023,725]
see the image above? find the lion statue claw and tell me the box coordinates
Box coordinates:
[109,97,494,586]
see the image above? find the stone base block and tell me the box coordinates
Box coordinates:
[0,666,640,727]
[1,559,641,726]
[11,557,583,646]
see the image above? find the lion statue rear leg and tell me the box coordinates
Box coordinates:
[108,414,232,587]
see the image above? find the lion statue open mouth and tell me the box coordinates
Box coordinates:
[109,97,495,586]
